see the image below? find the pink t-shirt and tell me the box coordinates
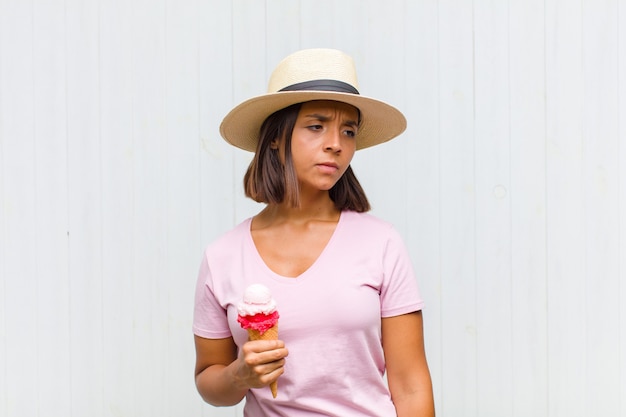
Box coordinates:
[193,210,424,416]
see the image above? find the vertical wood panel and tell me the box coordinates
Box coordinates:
[473,1,513,414]
[198,4,244,415]
[66,0,104,414]
[33,0,71,414]
[0,1,37,415]
[99,0,135,414]
[327,0,368,55]
[231,0,266,224]
[616,5,625,416]
[358,0,409,232]
[0,40,5,412]
[403,0,442,412]
[509,0,548,416]
[131,0,168,415]
[266,0,300,61]
[299,0,334,47]
[198,0,237,250]
[164,0,203,414]
[0,0,7,413]
[545,1,586,415]
[438,1,477,415]
[581,0,621,413]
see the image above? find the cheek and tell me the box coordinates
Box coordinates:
[343,134,357,151]
[344,143,356,161]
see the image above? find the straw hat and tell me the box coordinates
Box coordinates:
[219,48,407,152]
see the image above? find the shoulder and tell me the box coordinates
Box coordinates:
[203,217,252,259]
[341,210,396,235]
[339,210,406,248]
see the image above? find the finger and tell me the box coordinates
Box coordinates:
[242,342,288,363]
[243,348,288,370]
[239,355,285,388]
[254,358,286,383]
[243,339,285,353]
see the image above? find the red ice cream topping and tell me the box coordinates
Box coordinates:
[237,311,279,334]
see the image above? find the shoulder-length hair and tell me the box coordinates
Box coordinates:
[243,102,370,212]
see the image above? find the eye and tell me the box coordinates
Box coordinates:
[343,128,356,138]
[308,124,323,131]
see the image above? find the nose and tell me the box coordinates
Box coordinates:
[323,129,342,153]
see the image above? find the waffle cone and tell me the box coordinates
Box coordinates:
[247,324,279,398]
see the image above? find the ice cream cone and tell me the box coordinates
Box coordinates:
[238,284,280,399]
[247,324,279,398]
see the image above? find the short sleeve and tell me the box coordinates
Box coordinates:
[192,251,233,339]
[379,226,424,317]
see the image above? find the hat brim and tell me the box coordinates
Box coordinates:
[219,91,407,152]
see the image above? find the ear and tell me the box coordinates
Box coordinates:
[270,139,280,150]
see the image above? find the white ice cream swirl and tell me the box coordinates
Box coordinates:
[237,284,277,316]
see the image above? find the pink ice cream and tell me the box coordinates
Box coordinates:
[237,284,279,335]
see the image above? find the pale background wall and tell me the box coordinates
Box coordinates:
[0,0,624,416]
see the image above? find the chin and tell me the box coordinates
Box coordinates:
[320,181,339,191]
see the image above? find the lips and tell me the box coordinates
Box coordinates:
[316,162,339,173]
[317,162,338,169]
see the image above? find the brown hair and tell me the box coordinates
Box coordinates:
[243,102,370,212]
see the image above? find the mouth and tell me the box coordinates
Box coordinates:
[316,162,339,173]
[318,162,339,169]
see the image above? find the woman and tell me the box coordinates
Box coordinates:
[193,48,435,416]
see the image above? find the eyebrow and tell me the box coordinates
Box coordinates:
[304,113,359,128]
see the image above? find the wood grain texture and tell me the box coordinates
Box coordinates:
[509,0,549,416]
[438,0,478,415]
[1,1,37,415]
[474,1,513,415]
[545,1,587,416]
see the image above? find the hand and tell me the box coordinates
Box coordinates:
[234,339,288,390]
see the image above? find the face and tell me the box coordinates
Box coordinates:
[279,100,359,194]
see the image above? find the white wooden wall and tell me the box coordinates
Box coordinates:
[0,0,624,416]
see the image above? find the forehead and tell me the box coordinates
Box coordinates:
[298,100,359,120]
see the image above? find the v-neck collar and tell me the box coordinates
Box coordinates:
[245,210,345,281]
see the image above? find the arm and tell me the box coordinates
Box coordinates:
[194,335,288,406]
[382,311,435,417]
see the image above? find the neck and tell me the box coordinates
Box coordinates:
[260,194,340,224]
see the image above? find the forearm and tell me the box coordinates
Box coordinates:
[195,362,248,407]
[383,312,435,417]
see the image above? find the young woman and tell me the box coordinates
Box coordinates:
[193,48,435,416]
